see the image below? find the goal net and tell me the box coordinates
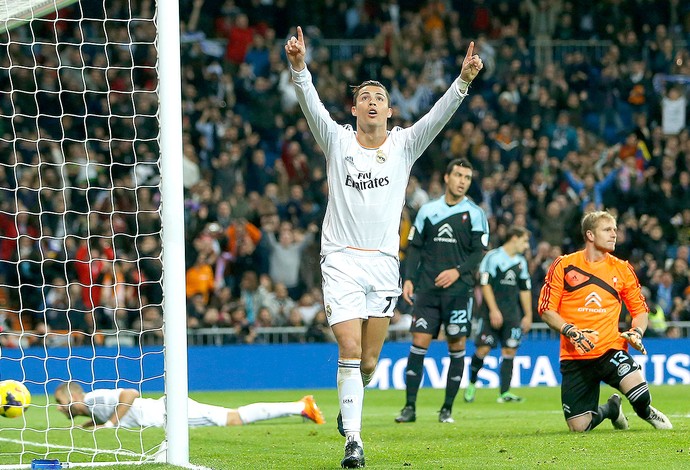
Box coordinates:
[0,0,188,467]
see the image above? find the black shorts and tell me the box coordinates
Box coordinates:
[475,314,523,349]
[409,292,473,339]
[560,349,641,420]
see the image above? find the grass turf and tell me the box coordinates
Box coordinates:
[1,385,688,469]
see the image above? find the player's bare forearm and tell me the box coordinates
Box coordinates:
[519,290,532,332]
[481,284,499,312]
[108,388,139,426]
[622,312,650,354]
[540,309,566,333]
[489,309,503,329]
[482,285,503,328]
[630,312,649,334]
[402,280,415,305]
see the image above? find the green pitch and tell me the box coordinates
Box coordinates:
[1,386,688,469]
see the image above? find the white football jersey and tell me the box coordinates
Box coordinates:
[83,389,228,428]
[291,67,468,258]
[83,388,165,428]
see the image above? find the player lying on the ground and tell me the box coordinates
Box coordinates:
[54,381,324,428]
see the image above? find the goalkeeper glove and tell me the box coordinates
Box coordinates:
[620,327,647,355]
[561,323,599,355]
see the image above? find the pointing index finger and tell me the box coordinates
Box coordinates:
[465,41,475,62]
[297,25,304,45]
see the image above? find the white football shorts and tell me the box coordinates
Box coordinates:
[155,397,228,427]
[321,248,401,326]
[186,398,229,427]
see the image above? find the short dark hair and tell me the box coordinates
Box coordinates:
[505,225,530,241]
[351,80,390,106]
[445,158,473,175]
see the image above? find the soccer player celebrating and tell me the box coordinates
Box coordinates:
[395,158,489,424]
[55,382,325,428]
[285,26,483,467]
[538,210,672,432]
[465,225,532,404]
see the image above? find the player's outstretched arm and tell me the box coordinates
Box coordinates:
[285,25,306,72]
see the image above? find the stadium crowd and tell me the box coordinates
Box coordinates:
[0,0,689,346]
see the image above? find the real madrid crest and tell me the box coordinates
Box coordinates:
[375,149,386,164]
[325,304,332,318]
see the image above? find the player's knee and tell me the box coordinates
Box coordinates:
[501,348,517,359]
[227,410,243,426]
[337,339,362,360]
[475,346,490,359]
[567,418,590,433]
[360,356,378,375]
[625,383,651,417]
[448,336,466,350]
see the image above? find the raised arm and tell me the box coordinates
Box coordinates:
[400,41,484,159]
[460,41,484,86]
[285,26,306,72]
[285,25,339,158]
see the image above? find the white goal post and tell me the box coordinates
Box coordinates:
[0,0,189,468]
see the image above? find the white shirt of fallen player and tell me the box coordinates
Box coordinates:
[83,388,228,428]
[291,66,470,325]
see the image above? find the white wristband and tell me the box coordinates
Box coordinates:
[102,420,115,428]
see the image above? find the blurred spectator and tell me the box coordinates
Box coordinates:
[263,282,297,326]
[285,307,306,343]
[133,306,164,345]
[221,12,254,71]
[44,278,89,335]
[187,293,206,329]
[661,84,687,136]
[238,270,271,323]
[305,309,334,343]
[228,304,256,344]
[546,111,578,160]
[185,253,216,305]
[254,306,274,328]
[4,0,690,345]
[264,221,317,300]
[295,291,322,325]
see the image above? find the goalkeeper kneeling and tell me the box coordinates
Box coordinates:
[537,210,672,432]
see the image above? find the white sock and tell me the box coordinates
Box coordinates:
[237,402,302,424]
[338,359,363,441]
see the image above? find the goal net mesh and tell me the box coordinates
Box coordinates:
[0,0,165,466]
